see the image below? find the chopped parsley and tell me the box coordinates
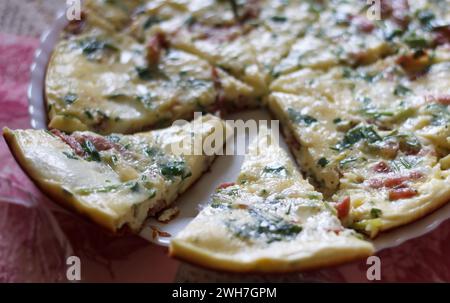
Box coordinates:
[262,164,288,176]
[403,33,429,49]
[271,15,287,23]
[342,67,378,82]
[227,207,302,243]
[76,181,140,195]
[359,97,394,119]
[333,126,382,151]
[317,157,329,167]
[130,182,140,192]
[339,157,357,168]
[390,157,420,172]
[370,208,382,219]
[417,10,436,29]
[63,93,78,104]
[143,16,161,29]
[84,110,94,119]
[62,151,78,160]
[81,140,101,162]
[160,160,192,180]
[135,67,169,81]
[78,37,118,58]
[136,93,157,109]
[393,84,412,96]
[287,108,317,125]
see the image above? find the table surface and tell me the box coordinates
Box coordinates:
[1,0,450,282]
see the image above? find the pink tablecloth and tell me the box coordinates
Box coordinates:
[1,33,450,282]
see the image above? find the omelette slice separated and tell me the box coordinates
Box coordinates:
[3,114,228,233]
[268,89,450,237]
[170,128,374,273]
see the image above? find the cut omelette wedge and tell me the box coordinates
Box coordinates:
[170,128,373,273]
[268,90,450,237]
[3,114,228,233]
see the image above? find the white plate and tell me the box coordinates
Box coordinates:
[28,11,450,252]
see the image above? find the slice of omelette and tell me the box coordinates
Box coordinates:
[3,114,228,233]
[46,29,257,134]
[268,88,450,237]
[170,128,373,272]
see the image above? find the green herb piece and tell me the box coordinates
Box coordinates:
[390,157,420,172]
[384,27,404,41]
[317,157,329,167]
[81,140,101,162]
[135,67,169,81]
[160,160,191,180]
[393,84,412,96]
[370,208,382,219]
[417,10,436,29]
[262,165,287,176]
[271,15,287,22]
[334,126,382,151]
[76,181,139,195]
[63,93,78,104]
[227,207,302,243]
[143,16,161,29]
[287,108,317,125]
[79,37,118,57]
[210,195,231,209]
[424,104,450,126]
[130,182,140,192]
[342,67,378,82]
[339,157,357,168]
[106,135,121,143]
[144,146,161,158]
[62,151,78,160]
[403,33,429,49]
[84,110,94,119]
[359,97,394,119]
[136,93,157,109]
